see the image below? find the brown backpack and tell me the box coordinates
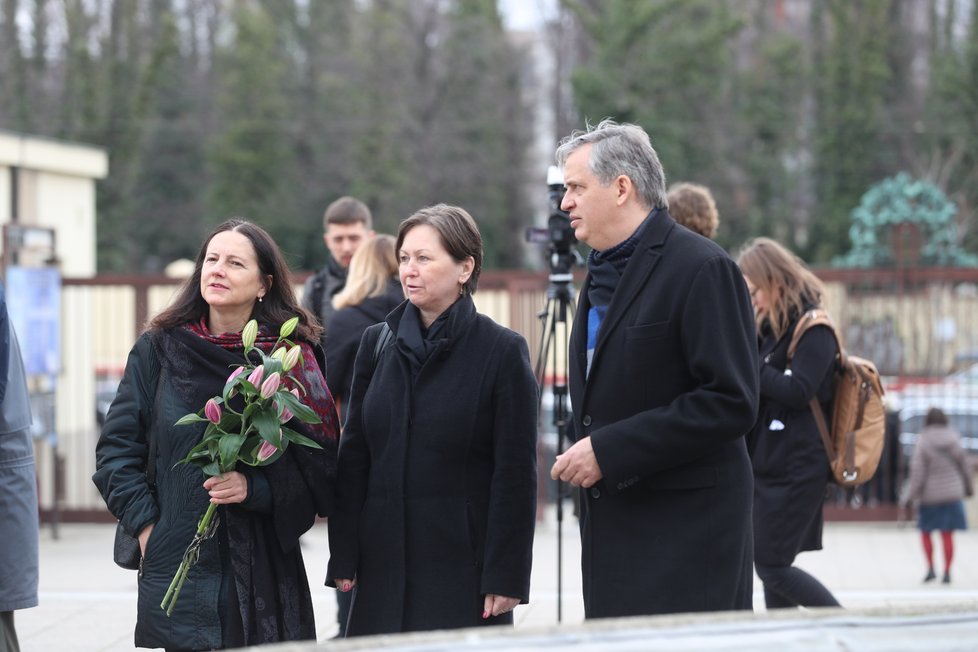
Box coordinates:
[787,309,887,487]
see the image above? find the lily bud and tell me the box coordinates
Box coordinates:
[291,388,301,399]
[280,317,299,339]
[242,320,259,349]
[260,372,281,399]
[257,439,278,462]
[282,345,301,371]
[204,398,222,424]
[271,347,287,363]
[279,404,294,423]
[247,366,265,388]
[226,366,246,384]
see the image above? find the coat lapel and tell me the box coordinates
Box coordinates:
[591,212,673,359]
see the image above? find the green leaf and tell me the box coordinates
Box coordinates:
[218,433,246,471]
[276,391,320,424]
[281,426,323,450]
[175,413,208,426]
[253,408,283,446]
[202,461,221,477]
[217,412,242,433]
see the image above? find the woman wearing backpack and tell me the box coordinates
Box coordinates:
[904,406,972,584]
[737,237,841,610]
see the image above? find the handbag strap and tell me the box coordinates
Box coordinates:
[372,322,393,370]
[934,446,972,493]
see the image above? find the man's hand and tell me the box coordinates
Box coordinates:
[550,436,603,488]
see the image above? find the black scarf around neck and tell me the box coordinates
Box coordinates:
[587,209,658,309]
[395,300,453,375]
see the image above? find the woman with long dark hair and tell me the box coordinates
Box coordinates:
[94,218,338,649]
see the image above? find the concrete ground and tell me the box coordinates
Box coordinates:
[14,503,978,651]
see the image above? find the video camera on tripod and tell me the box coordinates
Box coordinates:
[526,166,581,622]
[525,166,582,276]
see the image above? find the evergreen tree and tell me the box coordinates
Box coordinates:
[809,0,894,262]
[208,3,300,265]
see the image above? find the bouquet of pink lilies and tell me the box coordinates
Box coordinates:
[161,317,322,616]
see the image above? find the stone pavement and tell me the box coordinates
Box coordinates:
[15,504,978,651]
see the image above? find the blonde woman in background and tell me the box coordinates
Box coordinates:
[326,234,404,422]
[737,237,841,610]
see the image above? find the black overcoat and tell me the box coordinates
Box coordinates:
[93,329,335,649]
[326,296,539,635]
[568,212,759,618]
[748,314,836,565]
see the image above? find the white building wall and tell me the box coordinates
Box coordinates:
[0,130,107,513]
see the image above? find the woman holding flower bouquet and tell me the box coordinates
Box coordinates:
[93,219,338,650]
[327,204,539,636]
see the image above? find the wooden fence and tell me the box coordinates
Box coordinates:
[35,266,978,522]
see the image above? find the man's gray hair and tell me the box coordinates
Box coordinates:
[555,118,668,210]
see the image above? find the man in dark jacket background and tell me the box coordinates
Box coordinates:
[550,119,759,618]
[302,196,375,335]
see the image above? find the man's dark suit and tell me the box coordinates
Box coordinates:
[568,211,759,618]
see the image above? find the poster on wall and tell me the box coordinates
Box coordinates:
[4,265,61,376]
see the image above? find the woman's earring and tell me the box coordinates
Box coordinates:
[258,296,263,303]
[458,283,465,296]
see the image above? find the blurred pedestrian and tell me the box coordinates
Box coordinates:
[0,284,38,652]
[302,196,375,335]
[904,406,972,584]
[550,119,759,618]
[323,233,403,637]
[327,204,538,636]
[93,219,338,649]
[737,236,841,609]
[666,182,719,239]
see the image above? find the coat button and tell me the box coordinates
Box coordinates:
[590,487,601,499]
[582,415,592,426]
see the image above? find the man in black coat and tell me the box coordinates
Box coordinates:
[550,119,759,618]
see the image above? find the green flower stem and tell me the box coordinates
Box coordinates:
[160,501,218,616]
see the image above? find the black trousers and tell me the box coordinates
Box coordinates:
[0,612,20,652]
[755,562,841,609]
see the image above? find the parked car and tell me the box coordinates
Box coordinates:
[894,392,978,469]
[95,377,121,428]
[948,362,978,385]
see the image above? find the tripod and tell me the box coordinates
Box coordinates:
[533,270,576,623]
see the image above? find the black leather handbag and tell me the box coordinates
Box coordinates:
[113,522,141,570]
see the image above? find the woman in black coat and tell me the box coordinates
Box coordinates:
[325,234,404,419]
[93,219,338,649]
[738,237,841,609]
[323,234,403,636]
[326,204,538,636]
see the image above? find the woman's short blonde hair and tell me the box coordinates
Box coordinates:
[332,234,398,310]
[667,182,719,239]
